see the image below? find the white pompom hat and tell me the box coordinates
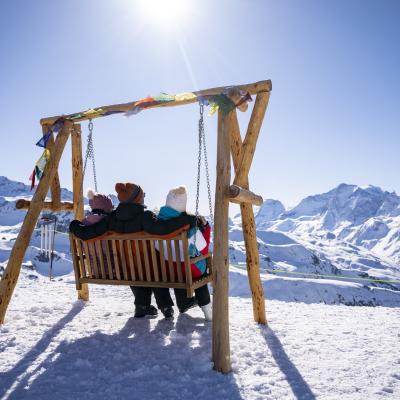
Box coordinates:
[166,185,187,213]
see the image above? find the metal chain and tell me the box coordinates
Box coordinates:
[201,116,214,224]
[195,105,203,219]
[82,120,98,193]
[77,120,98,215]
[87,120,98,193]
[196,103,214,228]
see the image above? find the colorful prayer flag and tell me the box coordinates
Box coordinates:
[154,93,175,102]
[35,132,51,148]
[51,118,65,133]
[82,108,104,119]
[34,149,50,180]
[29,168,36,190]
[175,92,197,102]
[101,110,125,116]
[208,94,236,116]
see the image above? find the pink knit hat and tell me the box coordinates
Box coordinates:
[87,189,113,213]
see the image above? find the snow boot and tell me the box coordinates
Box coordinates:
[179,297,197,314]
[134,305,158,318]
[161,306,174,320]
[201,303,212,321]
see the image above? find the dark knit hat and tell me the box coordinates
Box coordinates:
[115,182,144,204]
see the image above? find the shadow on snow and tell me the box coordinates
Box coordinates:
[3,311,243,400]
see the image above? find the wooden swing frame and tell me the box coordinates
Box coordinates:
[0,79,272,373]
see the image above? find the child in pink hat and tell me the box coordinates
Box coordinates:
[82,189,114,226]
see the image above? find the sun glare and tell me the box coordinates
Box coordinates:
[138,0,190,28]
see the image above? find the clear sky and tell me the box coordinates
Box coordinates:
[1,0,399,214]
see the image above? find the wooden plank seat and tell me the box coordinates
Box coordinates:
[69,225,213,297]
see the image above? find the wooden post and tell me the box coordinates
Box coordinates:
[212,110,232,373]
[42,124,61,209]
[0,121,73,324]
[71,124,89,301]
[230,110,267,324]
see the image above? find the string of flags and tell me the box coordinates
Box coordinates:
[30,117,66,190]
[29,87,252,190]
[124,88,251,116]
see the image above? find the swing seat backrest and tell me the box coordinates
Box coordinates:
[69,226,213,297]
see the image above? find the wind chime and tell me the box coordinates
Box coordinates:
[39,214,57,279]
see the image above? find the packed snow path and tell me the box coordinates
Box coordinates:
[1,277,399,399]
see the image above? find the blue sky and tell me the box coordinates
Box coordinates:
[1,0,399,213]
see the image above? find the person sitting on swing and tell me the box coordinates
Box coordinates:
[155,185,212,321]
[81,189,114,225]
[69,182,198,319]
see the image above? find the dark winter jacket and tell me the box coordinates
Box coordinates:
[69,203,197,241]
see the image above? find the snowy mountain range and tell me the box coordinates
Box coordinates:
[0,176,399,306]
[257,183,400,264]
[230,183,400,305]
[238,183,400,272]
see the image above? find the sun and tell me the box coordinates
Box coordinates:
[137,0,190,28]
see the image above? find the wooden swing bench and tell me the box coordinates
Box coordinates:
[69,225,213,297]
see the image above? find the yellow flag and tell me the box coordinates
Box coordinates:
[82,108,104,118]
[175,92,197,102]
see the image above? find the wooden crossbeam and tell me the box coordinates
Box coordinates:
[233,92,270,187]
[229,185,263,206]
[40,80,272,126]
[230,110,267,325]
[15,199,74,211]
[0,121,73,324]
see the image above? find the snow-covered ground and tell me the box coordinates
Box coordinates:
[1,177,400,399]
[1,274,400,400]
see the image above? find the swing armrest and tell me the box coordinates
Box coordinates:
[190,252,212,264]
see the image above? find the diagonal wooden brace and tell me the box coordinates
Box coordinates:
[0,121,73,324]
[229,110,267,325]
[233,92,270,188]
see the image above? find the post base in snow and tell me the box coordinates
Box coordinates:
[213,363,232,374]
[78,284,89,301]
